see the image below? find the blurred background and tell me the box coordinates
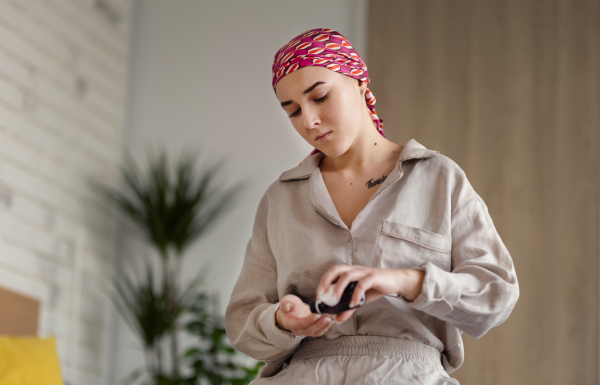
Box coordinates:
[0,0,597,384]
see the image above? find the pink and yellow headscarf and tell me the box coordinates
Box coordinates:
[272,28,386,165]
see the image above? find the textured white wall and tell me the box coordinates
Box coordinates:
[0,0,133,384]
[107,0,369,383]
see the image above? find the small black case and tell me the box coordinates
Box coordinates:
[309,281,366,315]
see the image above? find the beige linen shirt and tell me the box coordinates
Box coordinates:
[224,138,520,379]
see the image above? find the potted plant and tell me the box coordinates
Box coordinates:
[99,147,263,384]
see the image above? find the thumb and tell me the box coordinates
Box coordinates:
[280,294,302,314]
[281,300,296,313]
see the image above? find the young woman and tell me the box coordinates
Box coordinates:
[224,28,519,385]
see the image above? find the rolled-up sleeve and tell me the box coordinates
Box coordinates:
[224,194,304,365]
[399,193,520,339]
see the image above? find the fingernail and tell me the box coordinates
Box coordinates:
[315,314,322,319]
[285,303,291,312]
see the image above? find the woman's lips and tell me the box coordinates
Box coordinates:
[317,131,332,142]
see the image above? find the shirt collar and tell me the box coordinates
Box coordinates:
[278,138,440,181]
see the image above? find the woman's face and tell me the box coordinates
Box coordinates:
[275,66,368,157]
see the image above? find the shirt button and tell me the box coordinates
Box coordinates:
[346,234,351,242]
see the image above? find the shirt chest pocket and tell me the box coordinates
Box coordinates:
[374,220,452,272]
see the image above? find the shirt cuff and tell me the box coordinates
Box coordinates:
[398,261,462,318]
[258,302,305,350]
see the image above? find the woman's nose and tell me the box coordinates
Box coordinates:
[302,104,321,129]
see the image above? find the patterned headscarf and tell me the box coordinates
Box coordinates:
[272,28,386,165]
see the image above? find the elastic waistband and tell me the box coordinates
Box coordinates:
[290,335,444,371]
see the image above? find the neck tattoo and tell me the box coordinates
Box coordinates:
[366,175,387,189]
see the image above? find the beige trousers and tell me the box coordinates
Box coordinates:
[250,335,460,385]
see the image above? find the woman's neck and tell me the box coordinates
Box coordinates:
[320,133,403,175]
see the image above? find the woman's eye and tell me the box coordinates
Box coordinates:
[315,93,329,103]
[289,94,329,118]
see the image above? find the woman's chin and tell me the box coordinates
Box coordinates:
[312,136,351,157]
[319,146,348,159]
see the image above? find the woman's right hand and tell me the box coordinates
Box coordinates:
[275,294,343,337]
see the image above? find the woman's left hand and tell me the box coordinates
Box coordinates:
[316,265,425,323]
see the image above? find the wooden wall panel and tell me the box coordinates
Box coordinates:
[0,286,39,336]
[368,1,599,384]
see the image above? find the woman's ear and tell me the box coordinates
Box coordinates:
[357,79,366,94]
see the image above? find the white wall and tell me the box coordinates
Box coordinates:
[108,0,368,382]
[0,0,134,384]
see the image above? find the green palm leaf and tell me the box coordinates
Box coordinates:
[99,147,247,260]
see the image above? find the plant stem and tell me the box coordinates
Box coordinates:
[171,327,179,378]
[170,255,182,378]
[155,340,163,376]
[162,248,182,379]
[145,348,153,378]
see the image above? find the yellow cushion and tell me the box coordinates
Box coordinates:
[0,336,64,385]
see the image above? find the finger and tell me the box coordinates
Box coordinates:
[350,273,376,308]
[280,301,292,314]
[294,316,323,336]
[280,294,300,313]
[335,308,356,323]
[280,295,311,318]
[332,269,368,301]
[317,265,352,296]
[301,315,333,336]
[313,317,335,336]
[307,316,335,336]
[287,312,323,332]
[279,294,294,313]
